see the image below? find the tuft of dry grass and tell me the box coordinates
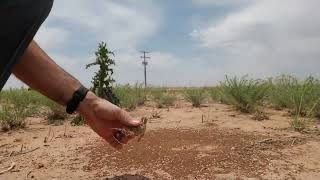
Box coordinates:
[219,76,270,114]
[290,117,308,132]
[114,84,146,111]
[184,88,207,107]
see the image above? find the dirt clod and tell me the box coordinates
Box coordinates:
[113,117,148,143]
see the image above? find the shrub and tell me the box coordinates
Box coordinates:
[291,77,320,117]
[86,42,120,105]
[184,88,207,107]
[290,117,307,132]
[208,86,229,103]
[0,89,41,112]
[0,89,43,131]
[114,84,146,110]
[269,75,320,117]
[268,75,298,109]
[149,87,165,101]
[43,100,67,124]
[71,115,86,126]
[219,76,270,113]
[150,88,176,108]
[157,94,177,108]
[0,89,68,126]
[0,104,26,131]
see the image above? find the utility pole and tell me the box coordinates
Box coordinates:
[140,51,150,88]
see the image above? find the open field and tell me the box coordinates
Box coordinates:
[1,76,320,179]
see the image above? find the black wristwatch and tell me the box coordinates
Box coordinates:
[66,85,89,114]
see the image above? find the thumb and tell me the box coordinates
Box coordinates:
[118,109,141,127]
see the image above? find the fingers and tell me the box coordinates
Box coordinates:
[105,129,136,150]
[112,129,135,144]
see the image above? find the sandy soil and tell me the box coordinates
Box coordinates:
[0,101,320,180]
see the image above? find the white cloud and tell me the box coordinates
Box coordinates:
[49,0,161,49]
[5,1,320,89]
[192,0,320,77]
[5,0,165,88]
[192,0,252,6]
[35,25,69,51]
[113,50,181,85]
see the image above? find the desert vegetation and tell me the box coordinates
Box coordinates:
[183,88,207,107]
[150,87,176,108]
[0,44,319,179]
[0,89,66,131]
[1,74,320,179]
[1,75,320,132]
[114,84,146,110]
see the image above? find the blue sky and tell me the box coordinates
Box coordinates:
[5,0,320,88]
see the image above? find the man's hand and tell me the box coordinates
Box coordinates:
[77,91,141,149]
[13,41,139,149]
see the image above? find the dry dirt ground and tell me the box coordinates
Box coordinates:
[0,100,320,180]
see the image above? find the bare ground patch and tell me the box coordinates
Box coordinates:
[83,127,308,179]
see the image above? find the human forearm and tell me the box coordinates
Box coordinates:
[12,40,140,148]
[12,40,80,105]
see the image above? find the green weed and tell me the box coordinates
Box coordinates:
[0,89,68,127]
[0,89,43,130]
[0,104,26,131]
[219,76,270,113]
[71,115,86,126]
[114,84,146,110]
[290,117,308,132]
[150,88,176,108]
[184,88,207,107]
[269,75,320,117]
[208,86,229,103]
[268,75,298,110]
[149,87,166,101]
[157,94,176,108]
[41,99,67,124]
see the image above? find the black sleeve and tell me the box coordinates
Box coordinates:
[0,0,54,90]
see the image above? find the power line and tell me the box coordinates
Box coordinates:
[140,51,150,88]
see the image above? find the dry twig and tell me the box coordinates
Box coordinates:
[26,170,32,179]
[0,162,15,175]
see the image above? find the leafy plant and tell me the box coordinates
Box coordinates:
[71,115,86,126]
[157,94,177,108]
[0,88,43,131]
[114,84,146,110]
[269,75,320,117]
[150,87,165,101]
[268,75,298,110]
[290,117,307,132]
[86,42,119,105]
[0,103,26,131]
[208,86,228,103]
[150,88,176,108]
[290,77,320,117]
[43,99,67,124]
[0,89,69,126]
[184,88,207,107]
[219,76,270,113]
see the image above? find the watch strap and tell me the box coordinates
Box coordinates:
[66,85,89,114]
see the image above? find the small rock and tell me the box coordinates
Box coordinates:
[37,163,44,169]
[13,138,22,142]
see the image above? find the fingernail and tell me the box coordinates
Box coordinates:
[131,119,141,125]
